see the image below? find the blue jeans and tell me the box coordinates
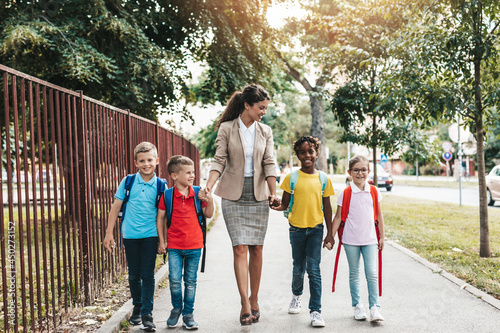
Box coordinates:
[344,244,379,308]
[168,249,202,315]
[123,237,158,316]
[289,224,323,313]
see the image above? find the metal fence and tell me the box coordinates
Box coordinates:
[0,64,200,332]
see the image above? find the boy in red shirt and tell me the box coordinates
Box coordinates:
[157,155,214,330]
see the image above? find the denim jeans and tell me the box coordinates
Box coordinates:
[289,223,323,313]
[168,249,202,315]
[343,244,379,308]
[123,237,159,316]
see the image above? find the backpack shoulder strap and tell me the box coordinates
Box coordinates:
[369,185,383,297]
[284,170,299,218]
[155,178,167,208]
[341,186,352,222]
[123,174,136,204]
[192,186,207,273]
[164,187,174,228]
[318,171,328,195]
[369,185,379,222]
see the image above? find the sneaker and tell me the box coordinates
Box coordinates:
[353,303,367,321]
[166,308,181,328]
[182,314,199,330]
[140,314,156,332]
[288,295,301,314]
[310,311,325,327]
[370,306,384,322]
[130,305,142,325]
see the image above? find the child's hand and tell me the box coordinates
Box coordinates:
[198,188,212,203]
[268,194,281,208]
[323,235,335,250]
[158,242,167,254]
[378,238,385,251]
[103,234,115,252]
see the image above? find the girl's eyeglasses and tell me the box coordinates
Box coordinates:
[351,169,369,174]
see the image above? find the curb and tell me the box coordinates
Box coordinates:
[96,263,170,333]
[387,240,500,311]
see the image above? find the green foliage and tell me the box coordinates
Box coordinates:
[0,0,278,120]
[329,0,416,167]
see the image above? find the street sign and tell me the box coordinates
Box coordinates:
[442,141,452,152]
[380,154,388,162]
[443,151,452,161]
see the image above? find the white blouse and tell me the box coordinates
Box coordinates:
[238,116,255,177]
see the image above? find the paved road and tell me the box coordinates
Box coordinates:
[126,196,500,333]
[331,181,500,208]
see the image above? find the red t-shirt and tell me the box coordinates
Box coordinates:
[158,186,206,250]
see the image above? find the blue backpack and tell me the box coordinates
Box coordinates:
[163,186,207,272]
[284,170,328,218]
[118,174,167,245]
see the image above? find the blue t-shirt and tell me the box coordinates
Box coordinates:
[115,172,159,239]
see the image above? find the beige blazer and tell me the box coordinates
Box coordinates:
[210,118,276,201]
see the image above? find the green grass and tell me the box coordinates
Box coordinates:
[381,195,500,299]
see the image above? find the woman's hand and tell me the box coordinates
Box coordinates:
[268,194,281,208]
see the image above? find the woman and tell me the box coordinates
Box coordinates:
[204,84,279,325]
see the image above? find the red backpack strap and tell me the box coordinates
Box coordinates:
[369,185,382,296]
[332,186,352,292]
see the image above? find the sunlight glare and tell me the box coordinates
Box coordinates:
[266,1,307,29]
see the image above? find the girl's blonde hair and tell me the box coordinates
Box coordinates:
[348,155,369,171]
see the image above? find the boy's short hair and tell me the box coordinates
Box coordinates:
[134,142,158,160]
[349,155,370,171]
[293,136,321,155]
[167,155,194,175]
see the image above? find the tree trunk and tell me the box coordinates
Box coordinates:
[474,58,491,257]
[309,94,327,172]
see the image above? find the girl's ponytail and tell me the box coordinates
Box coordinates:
[215,84,271,129]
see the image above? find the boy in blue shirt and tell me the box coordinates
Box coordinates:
[104,142,163,332]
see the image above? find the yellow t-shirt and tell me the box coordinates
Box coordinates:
[280,170,335,228]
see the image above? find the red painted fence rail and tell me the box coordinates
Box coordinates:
[0,64,200,332]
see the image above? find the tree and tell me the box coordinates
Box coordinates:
[328,0,408,183]
[383,0,500,257]
[273,0,342,172]
[0,0,278,120]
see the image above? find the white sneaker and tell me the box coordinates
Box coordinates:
[310,311,325,327]
[353,303,367,320]
[288,295,301,314]
[370,305,384,322]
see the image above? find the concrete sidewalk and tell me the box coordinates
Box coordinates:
[109,196,500,333]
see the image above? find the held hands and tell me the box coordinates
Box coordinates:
[198,186,213,203]
[323,234,335,251]
[268,194,281,208]
[158,242,167,254]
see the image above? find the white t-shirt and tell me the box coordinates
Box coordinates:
[337,182,382,246]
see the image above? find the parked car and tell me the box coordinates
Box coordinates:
[486,165,500,206]
[346,163,393,191]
